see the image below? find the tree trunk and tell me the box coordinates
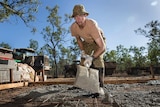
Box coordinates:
[150,65,155,79]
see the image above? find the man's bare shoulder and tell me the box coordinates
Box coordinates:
[86,18,98,26]
[71,22,77,28]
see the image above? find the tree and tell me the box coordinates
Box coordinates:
[68,39,81,61]
[147,40,159,66]
[27,39,39,54]
[135,20,160,66]
[116,45,132,72]
[41,5,72,78]
[129,46,146,67]
[103,49,117,62]
[0,0,40,26]
[0,42,11,49]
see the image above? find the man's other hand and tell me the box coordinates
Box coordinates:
[84,55,93,68]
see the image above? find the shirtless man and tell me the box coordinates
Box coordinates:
[70,4,106,96]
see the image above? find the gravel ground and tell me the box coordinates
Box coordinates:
[0,78,160,107]
[104,80,160,107]
[0,84,112,107]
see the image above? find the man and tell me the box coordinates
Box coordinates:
[70,4,106,95]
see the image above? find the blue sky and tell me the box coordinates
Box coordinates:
[0,0,160,51]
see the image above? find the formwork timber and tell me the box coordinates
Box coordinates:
[0,82,28,90]
[0,76,159,90]
[29,76,159,85]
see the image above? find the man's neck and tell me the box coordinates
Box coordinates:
[78,20,86,29]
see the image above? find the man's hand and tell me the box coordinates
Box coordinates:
[84,55,93,68]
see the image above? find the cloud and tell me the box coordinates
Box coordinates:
[151,1,158,6]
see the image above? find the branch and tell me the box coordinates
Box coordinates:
[0,2,20,15]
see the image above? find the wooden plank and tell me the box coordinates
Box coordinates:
[0,82,28,90]
[30,78,155,85]
[30,76,159,86]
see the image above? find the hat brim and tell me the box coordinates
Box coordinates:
[71,12,89,18]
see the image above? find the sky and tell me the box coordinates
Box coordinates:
[0,0,160,51]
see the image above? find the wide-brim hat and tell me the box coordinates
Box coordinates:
[71,4,89,18]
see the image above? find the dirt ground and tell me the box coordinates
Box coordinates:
[0,78,112,107]
[0,85,43,107]
[0,86,112,107]
[0,75,159,107]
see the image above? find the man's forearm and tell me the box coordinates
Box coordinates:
[76,38,84,50]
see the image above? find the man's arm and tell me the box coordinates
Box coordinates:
[76,36,84,51]
[92,37,106,59]
[83,36,106,67]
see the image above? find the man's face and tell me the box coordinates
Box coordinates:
[74,14,86,26]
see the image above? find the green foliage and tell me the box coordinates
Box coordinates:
[116,45,132,72]
[27,39,39,54]
[129,46,146,67]
[41,5,72,77]
[135,20,160,66]
[104,49,117,62]
[0,0,40,26]
[0,42,11,49]
[147,40,160,65]
[69,39,80,61]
